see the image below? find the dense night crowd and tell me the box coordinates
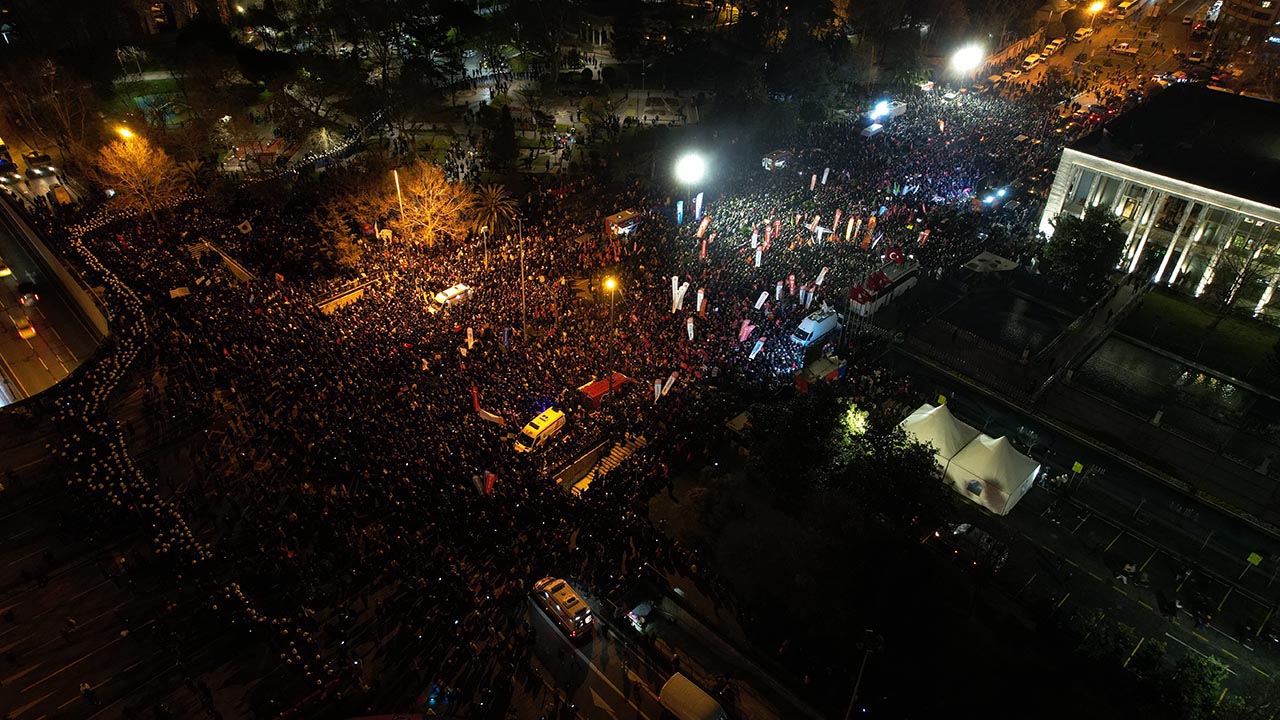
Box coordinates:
[15,79,1072,717]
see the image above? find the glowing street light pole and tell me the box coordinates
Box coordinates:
[1089,1,1105,30]
[604,276,618,397]
[674,153,706,220]
[393,168,405,221]
[950,44,984,81]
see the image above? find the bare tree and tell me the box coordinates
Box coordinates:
[3,59,102,168]
[95,133,187,226]
[335,159,473,247]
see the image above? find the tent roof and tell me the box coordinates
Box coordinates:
[948,435,1040,497]
[899,403,980,461]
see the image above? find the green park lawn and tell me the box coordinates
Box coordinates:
[1120,289,1280,384]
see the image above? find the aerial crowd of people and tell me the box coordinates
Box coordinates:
[14,76,1076,717]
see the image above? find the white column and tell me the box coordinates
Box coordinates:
[1109,180,1132,215]
[1129,191,1169,273]
[1255,270,1280,317]
[1196,211,1244,296]
[1081,172,1102,213]
[1169,205,1210,285]
[1123,188,1156,260]
[1039,156,1081,237]
[1154,200,1195,283]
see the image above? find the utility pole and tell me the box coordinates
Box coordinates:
[844,630,881,720]
[519,217,528,338]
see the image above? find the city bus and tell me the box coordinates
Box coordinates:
[533,577,594,639]
[1117,0,1144,19]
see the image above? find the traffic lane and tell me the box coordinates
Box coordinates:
[0,198,100,357]
[526,598,663,720]
[0,300,71,398]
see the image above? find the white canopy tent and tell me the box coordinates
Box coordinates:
[899,403,979,470]
[944,435,1041,515]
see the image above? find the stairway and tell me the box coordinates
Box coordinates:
[571,433,647,497]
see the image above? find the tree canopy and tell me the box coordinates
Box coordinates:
[1043,206,1126,293]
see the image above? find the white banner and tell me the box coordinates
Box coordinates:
[751,230,759,249]
[739,319,755,342]
[673,282,690,312]
[755,248,762,267]
[803,284,815,309]
[810,174,817,191]
[815,266,829,287]
[686,317,694,340]
[654,378,662,403]
[696,289,705,313]
[694,192,704,221]
[662,372,678,396]
[749,339,765,360]
[846,216,855,242]
[755,291,769,310]
[822,167,830,185]
[775,281,783,302]
[466,327,475,349]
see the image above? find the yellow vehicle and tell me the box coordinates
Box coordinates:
[15,316,36,340]
[533,577,594,639]
[514,408,565,452]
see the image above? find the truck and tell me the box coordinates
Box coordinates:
[791,308,840,347]
[659,674,729,720]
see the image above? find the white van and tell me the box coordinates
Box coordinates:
[1072,27,1094,42]
[514,408,566,452]
[426,283,472,314]
[791,308,840,346]
[659,674,728,720]
[1020,54,1042,72]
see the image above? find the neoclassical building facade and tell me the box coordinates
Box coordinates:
[1039,86,1280,314]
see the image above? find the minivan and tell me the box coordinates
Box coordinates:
[514,408,566,452]
[426,283,472,314]
[1020,54,1042,72]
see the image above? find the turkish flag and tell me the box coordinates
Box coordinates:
[887,247,905,264]
[849,284,873,304]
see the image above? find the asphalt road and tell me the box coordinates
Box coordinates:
[0,201,99,404]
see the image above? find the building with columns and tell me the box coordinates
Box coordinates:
[1038,85,1280,315]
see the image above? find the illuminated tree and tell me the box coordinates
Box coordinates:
[95,134,186,226]
[383,160,474,246]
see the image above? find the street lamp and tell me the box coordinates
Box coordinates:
[115,126,134,140]
[603,276,618,397]
[950,44,984,76]
[1089,0,1105,30]
[674,153,706,186]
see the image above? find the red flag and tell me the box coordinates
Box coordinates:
[849,284,873,304]
[483,471,497,495]
[887,247,905,264]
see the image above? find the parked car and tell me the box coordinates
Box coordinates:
[1111,42,1139,56]
[0,159,22,184]
[1072,27,1094,42]
[0,258,9,277]
[1188,50,1205,63]
[1002,68,1022,80]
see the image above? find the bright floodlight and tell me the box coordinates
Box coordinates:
[604,277,617,291]
[870,100,891,120]
[675,154,706,185]
[951,44,983,73]
[116,126,134,139]
[1089,0,1105,12]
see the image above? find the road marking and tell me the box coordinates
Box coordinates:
[1123,637,1145,669]
[21,619,153,693]
[1164,633,1238,675]
[1138,600,1153,610]
[1220,648,1240,660]
[1088,571,1103,581]
[1253,665,1271,678]
[1112,585,1128,596]
[6,547,48,567]
[1,661,45,686]
[1072,512,1091,532]
[1217,588,1233,612]
[1018,573,1037,595]
[1139,548,1158,572]
[1104,530,1124,553]
[1193,632,1210,643]
[8,689,56,718]
[1056,593,1071,609]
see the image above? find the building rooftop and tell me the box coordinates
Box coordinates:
[1070,85,1280,208]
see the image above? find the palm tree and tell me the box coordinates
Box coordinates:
[472,184,519,267]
